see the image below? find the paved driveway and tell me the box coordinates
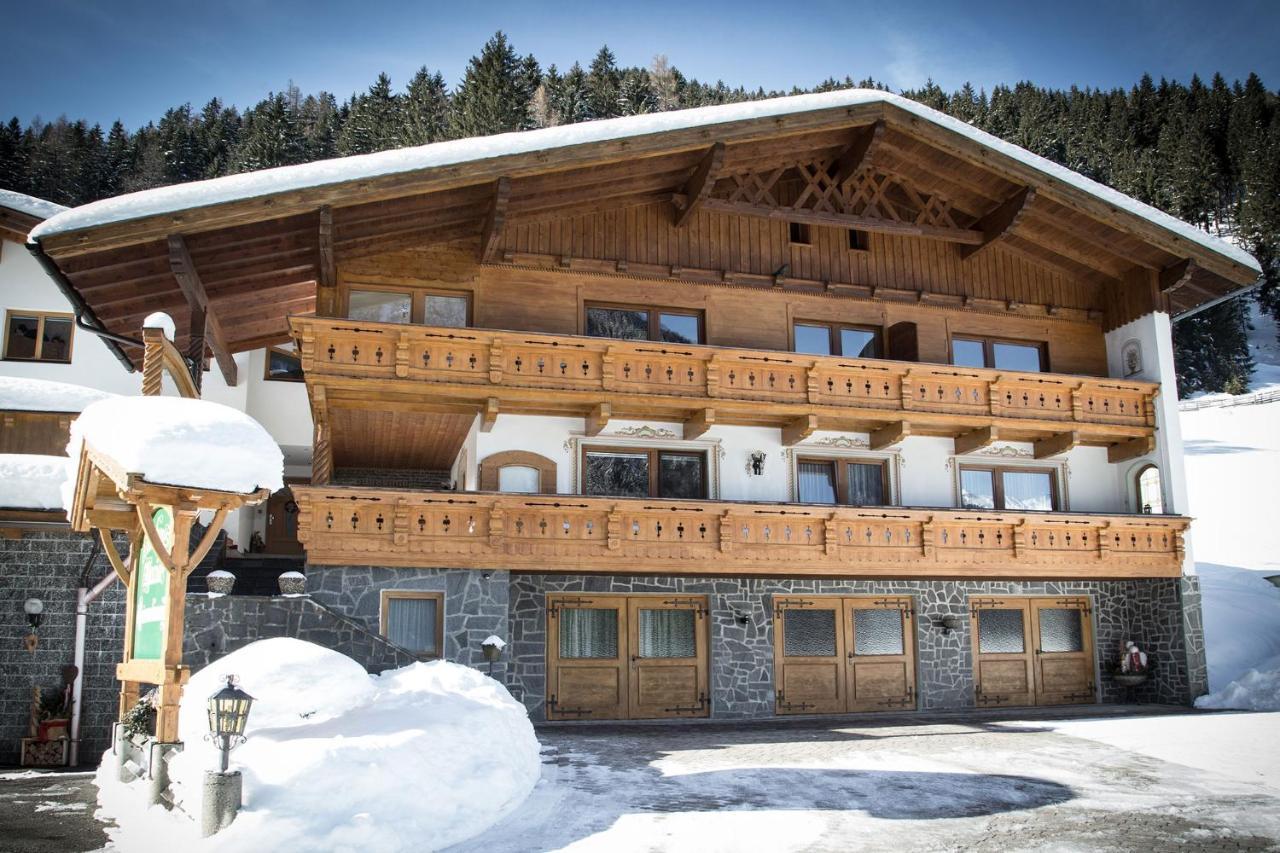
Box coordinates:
[453,707,1280,852]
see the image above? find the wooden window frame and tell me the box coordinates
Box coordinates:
[262,346,304,382]
[379,590,445,659]
[343,282,473,327]
[3,309,74,363]
[1134,463,1162,514]
[791,320,883,358]
[788,222,812,247]
[796,456,891,507]
[580,445,709,499]
[950,334,1049,372]
[582,301,705,345]
[958,464,1060,511]
[478,450,557,493]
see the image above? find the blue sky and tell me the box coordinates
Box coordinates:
[4,0,1278,129]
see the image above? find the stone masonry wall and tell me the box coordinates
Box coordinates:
[508,575,1196,721]
[0,528,124,766]
[306,566,510,678]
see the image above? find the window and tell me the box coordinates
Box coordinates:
[4,311,73,363]
[960,465,1057,511]
[498,465,541,493]
[583,447,706,499]
[380,591,444,658]
[346,286,471,327]
[1136,465,1164,514]
[788,222,811,246]
[264,347,304,381]
[584,302,703,345]
[793,321,882,358]
[797,458,888,506]
[951,335,1047,372]
[848,229,870,251]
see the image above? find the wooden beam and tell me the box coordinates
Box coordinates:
[167,234,238,386]
[870,420,910,450]
[829,120,885,188]
[954,426,999,455]
[781,414,818,446]
[186,302,207,395]
[1034,431,1079,459]
[478,176,511,263]
[684,408,716,440]
[1108,435,1154,463]
[698,197,984,245]
[672,142,725,228]
[316,205,336,316]
[481,397,500,433]
[1159,258,1197,293]
[960,186,1036,261]
[585,402,611,437]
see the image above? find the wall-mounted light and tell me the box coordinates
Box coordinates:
[932,615,965,635]
[22,599,43,652]
[747,451,767,476]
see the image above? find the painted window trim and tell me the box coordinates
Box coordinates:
[3,309,75,363]
[787,446,901,506]
[378,590,445,659]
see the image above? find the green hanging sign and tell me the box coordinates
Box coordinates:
[131,505,173,661]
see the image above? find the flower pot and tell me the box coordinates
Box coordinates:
[278,571,306,596]
[1112,672,1149,688]
[206,570,235,596]
[38,718,69,741]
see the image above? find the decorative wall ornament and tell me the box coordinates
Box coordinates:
[613,425,678,439]
[1122,339,1144,378]
[747,451,767,476]
[809,435,870,449]
[973,444,1034,459]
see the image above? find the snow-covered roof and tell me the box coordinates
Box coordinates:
[67,396,284,495]
[0,188,68,222]
[0,376,118,413]
[0,454,69,512]
[28,90,1259,273]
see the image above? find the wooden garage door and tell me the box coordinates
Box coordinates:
[546,594,708,721]
[971,596,1095,707]
[774,596,917,715]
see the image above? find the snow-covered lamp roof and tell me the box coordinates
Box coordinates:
[0,188,68,222]
[0,376,118,413]
[28,90,1257,274]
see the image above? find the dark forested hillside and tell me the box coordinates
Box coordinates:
[2,32,1276,396]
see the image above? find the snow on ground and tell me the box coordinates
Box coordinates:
[0,454,68,510]
[29,90,1256,273]
[95,638,541,853]
[66,395,283,496]
[1033,712,1280,793]
[0,376,117,412]
[0,188,67,221]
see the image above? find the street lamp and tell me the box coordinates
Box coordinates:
[206,675,254,773]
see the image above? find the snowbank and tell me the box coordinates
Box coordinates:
[95,638,541,852]
[1197,564,1280,694]
[67,396,283,495]
[0,188,67,221]
[0,454,69,510]
[1197,655,1280,711]
[29,90,1256,273]
[0,376,117,413]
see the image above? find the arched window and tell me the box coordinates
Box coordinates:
[1136,465,1163,514]
[498,465,540,494]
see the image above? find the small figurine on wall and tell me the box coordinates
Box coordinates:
[1120,640,1149,673]
[747,451,767,476]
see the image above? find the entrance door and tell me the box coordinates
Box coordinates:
[546,594,709,721]
[265,486,303,554]
[970,596,1094,707]
[774,595,917,715]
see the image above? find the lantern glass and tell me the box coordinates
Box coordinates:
[207,679,254,738]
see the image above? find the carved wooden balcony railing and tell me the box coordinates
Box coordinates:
[291,316,1159,457]
[293,486,1188,579]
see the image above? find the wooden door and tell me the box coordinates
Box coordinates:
[546,595,628,720]
[1030,597,1096,705]
[265,486,303,555]
[843,597,917,712]
[626,596,709,719]
[773,597,846,714]
[970,598,1036,707]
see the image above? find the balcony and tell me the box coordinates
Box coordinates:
[292,316,1159,459]
[292,487,1188,579]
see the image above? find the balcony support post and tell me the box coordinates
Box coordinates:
[871,420,910,450]
[1033,431,1079,459]
[585,402,611,437]
[781,414,818,446]
[1107,434,1154,463]
[684,408,716,440]
[954,425,998,455]
[481,398,499,433]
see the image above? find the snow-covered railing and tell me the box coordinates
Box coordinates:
[1178,388,1280,412]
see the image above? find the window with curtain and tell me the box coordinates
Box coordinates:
[798,460,838,503]
[798,458,888,506]
[349,289,412,324]
[498,465,540,493]
[558,608,619,658]
[960,466,1057,511]
[424,292,469,327]
[637,609,696,658]
[584,448,706,499]
[382,593,441,657]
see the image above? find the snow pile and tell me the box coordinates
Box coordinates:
[1197,656,1280,711]
[95,638,541,852]
[142,311,177,341]
[29,90,1256,273]
[0,188,67,222]
[0,454,69,510]
[67,396,283,495]
[0,376,117,413]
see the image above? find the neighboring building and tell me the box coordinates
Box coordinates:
[26,91,1260,722]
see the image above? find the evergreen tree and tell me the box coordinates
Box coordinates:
[337,73,403,154]
[450,32,536,138]
[586,45,621,119]
[402,68,450,145]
